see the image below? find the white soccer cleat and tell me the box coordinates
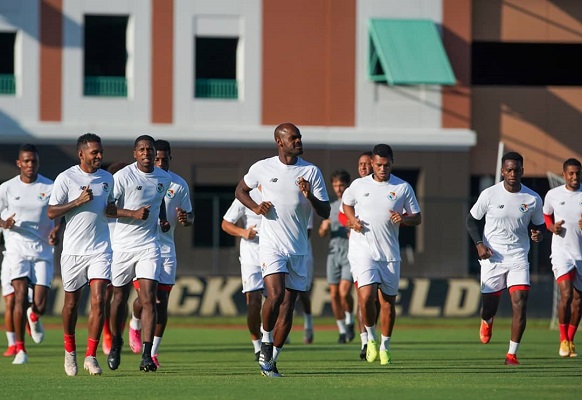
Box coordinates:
[64,350,78,376]
[27,307,45,344]
[83,356,103,375]
[12,350,28,365]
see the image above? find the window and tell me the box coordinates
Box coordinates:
[472,42,582,86]
[84,15,128,97]
[192,185,237,248]
[194,37,238,99]
[0,31,16,95]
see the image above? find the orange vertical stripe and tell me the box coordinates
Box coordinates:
[39,0,62,122]
[151,0,174,124]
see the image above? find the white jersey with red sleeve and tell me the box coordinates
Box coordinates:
[342,174,420,262]
[159,170,193,257]
[243,156,328,255]
[470,181,544,264]
[543,185,582,261]
[111,163,171,252]
[48,166,113,255]
[223,188,262,266]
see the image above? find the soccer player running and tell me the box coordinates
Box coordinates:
[318,169,355,344]
[542,158,582,357]
[221,187,264,360]
[107,135,171,372]
[466,151,544,365]
[343,144,421,365]
[47,134,114,375]
[0,144,60,365]
[235,123,330,377]
[127,140,193,368]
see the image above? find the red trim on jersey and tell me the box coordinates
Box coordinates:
[509,285,530,293]
[557,269,576,283]
[133,280,140,290]
[338,211,348,227]
[544,213,554,230]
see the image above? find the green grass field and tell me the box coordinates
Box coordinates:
[0,317,580,399]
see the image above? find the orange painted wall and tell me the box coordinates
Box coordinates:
[151,0,173,123]
[39,0,62,122]
[262,0,355,126]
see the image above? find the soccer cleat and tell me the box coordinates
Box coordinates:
[569,341,577,357]
[64,350,78,375]
[129,326,142,354]
[359,344,367,361]
[255,351,260,362]
[479,318,494,344]
[338,333,347,344]
[261,362,282,378]
[504,353,520,365]
[346,323,355,342]
[27,307,45,344]
[139,355,157,372]
[559,339,571,357]
[102,331,112,355]
[380,349,392,365]
[3,345,17,357]
[83,356,103,375]
[304,329,313,344]
[151,354,161,369]
[366,339,379,363]
[107,339,122,370]
[12,349,28,365]
[258,342,274,373]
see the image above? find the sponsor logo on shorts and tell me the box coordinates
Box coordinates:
[157,183,165,193]
[388,191,397,200]
[166,189,175,199]
[519,204,528,213]
[37,192,47,201]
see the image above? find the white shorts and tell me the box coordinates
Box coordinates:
[111,247,161,287]
[479,259,529,293]
[260,250,308,292]
[159,254,177,286]
[61,253,112,292]
[1,253,14,296]
[241,262,264,293]
[3,251,53,287]
[551,257,580,281]
[349,254,400,296]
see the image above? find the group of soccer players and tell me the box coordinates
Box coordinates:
[1,125,581,377]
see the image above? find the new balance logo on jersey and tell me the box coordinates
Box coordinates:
[364,193,370,197]
[270,178,278,183]
[136,186,142,190]
[13,197,20,200]
[560,201,565,205]
[80,186,87,190]
[498,205,504,209]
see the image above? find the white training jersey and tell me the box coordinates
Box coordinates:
[543,185,582,261]
[159,171,193,257]
[111,163,171,252]
[470,181,544,264]
[223,188,262,266]
[0,174,55,257]
[243,156,328,255]
[343,174,420,262]
[49,166,114,255]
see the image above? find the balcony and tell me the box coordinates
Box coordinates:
[0,74,15,95]
[84,76,127,97]
[195,78,238,99]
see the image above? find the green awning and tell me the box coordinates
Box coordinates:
[368,19,456,85]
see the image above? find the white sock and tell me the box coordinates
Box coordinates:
[345,312,354,325]
[508,340,519,355]
[304,314,313,331]
[360,332,368,349]
[336,320,347,334]
[151,336,162,355]
[6,331,16,346]
[365,325,376,342]
[262,329,273,343]
[252,339,261,353]
[273,346,282,362]
[130,313,142,330]
[380,335,391,351]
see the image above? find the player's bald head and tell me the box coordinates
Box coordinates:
[274,123,299,141]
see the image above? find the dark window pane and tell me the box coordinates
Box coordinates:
[192,185,237,248]
[195,37,237,79]
[0,32,16,74]
[84,15,128,76]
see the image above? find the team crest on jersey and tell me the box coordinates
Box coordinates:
[102,182,109,192]
[519,204,528,213]
[270,178,278,183]
[157,183,165,193]
[166,189,175,199]
[388,192,397,200]
[37,192,47,201]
